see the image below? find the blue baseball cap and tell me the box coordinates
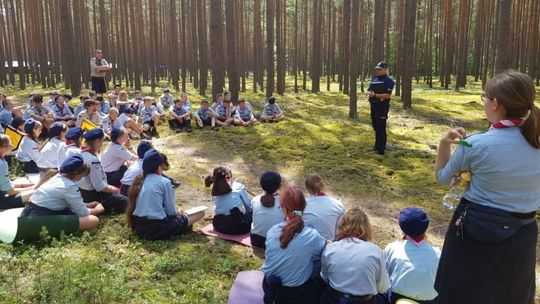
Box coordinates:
[137,140,153,159]
[110,128,121,143]
[59,154,85,174]
[374,61,388,69]
[83,128,105,140]
[65,127,83,140]
[399,207,429,237]
[142,149,163,174]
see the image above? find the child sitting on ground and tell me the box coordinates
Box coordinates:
[36,122,67,172]
[126,149,205,240]
[261,96,285,123]
[21,155,105,232]
[139,97,161,138]
[205,166,252,235]
[16,119,43,174]
[384,208,440,304]
[169,98,193,133]
[102,108,146,139]
[101,128,137,187]
[320,208,390,304]
[303,174,345,241]
[250,171,283,249]
[0,135,34,209]
[57,127,83,169]
[194,100,217,130]
[234,98,258,126]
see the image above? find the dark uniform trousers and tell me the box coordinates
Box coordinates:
[370,100,390,154]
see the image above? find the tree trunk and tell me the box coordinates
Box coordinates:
[210,0,225,100]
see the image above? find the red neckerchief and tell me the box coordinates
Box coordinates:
[403,234,426,246]
[65,140,77,147]
[315,192,326,196]
[82,147,96,155]
[490,118,524,129]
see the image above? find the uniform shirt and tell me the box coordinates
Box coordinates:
[76,110,101,127]
[170,105,188,117]
[101,114,130,133]
[100,101,111,114]
[215,103,230,119]
[57,143,81,170]
[251,195,283,237]
[195,108,214,121]
[101,143,136,173]
[120,159,142,186]
[23,106,54,120]
[90,57,109,77]
[73,103,86,118]
[262,223,325,287]
[44,99,55,110]
[159,95,174,110]
[52,104,73,118]
[0,108,13,126]
[183,100,192,111]
[31,174,90,217]
[78,151,108,192]
[367,75,395,102]
[304,195,345,241]
[384,240,441,301]
[0,158,13,192]
[236,107,253,122]
[321,238,390,296]
[213,181,252,215]
[132,173,176,220]
[15,136,40,163]
[139,106,159,123]
[263,103,282,116]
[437,127,540,213]
[36,138,65,169]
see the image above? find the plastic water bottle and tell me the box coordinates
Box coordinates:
[442,172,471,210]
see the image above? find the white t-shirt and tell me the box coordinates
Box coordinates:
[101,143,137,173]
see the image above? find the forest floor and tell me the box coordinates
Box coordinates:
[0,78,539,303]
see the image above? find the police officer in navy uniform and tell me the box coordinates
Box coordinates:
[367,61,395,155]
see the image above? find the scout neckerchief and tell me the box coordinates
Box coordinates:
[65,140,78,148]
[490,118,524,129]
[82,147,97,156]
[403,234,426,246]
[314,191,326,196]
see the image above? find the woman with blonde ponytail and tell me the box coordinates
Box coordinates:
[435,70,540,304]
[261,186,325,304]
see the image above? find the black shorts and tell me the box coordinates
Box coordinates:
[250,233,266,249]
[105,165,128,187]
[120,184,130,197]
[143,120,155,127]
[79,189,127,214]
[201,118,212,126]
[212,208,252,235]
[131,214,189,240]
[0,192,24,210]
[22,160,39,174]
[91,76,107,94]
[21,202,75,217]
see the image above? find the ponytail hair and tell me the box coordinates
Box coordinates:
[205,166,232,196]
[279,186,306,249]
[126,173,146,226]
[305,174,325,195]
[484,70,540,148]
[34,169,59,189]
[260,171,281,208]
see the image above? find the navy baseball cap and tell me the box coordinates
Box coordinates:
[374,61,388,69]
[399,207,429,237]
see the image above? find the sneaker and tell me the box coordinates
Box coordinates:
[186,127,193,133]
[198,125,203,130]
[170,179,181,188]
[141,132,151,140]
[212,126,219,131]
[174,127,182,133]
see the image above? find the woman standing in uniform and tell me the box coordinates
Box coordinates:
[435,70,540,304]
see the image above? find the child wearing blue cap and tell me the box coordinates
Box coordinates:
[15,119,43,173]
[37,122,67,171]
[77,128,127,214]
[101,128,137,187]
[21,155,105,232]
[205,166,252,234]
[384,208,440,304]
[250,171,284,249]
[126,149,205,240]
[168,98,193,133]
[57,127,83,169]
[320,208,390,304]
[0,134,34,209]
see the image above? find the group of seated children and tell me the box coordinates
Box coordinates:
[204,168,440,304]
[0,126,202,238]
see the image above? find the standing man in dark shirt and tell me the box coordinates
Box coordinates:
[90,50,111,94]
[367,61,395,155]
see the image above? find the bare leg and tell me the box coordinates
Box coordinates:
[79,215,100,232]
